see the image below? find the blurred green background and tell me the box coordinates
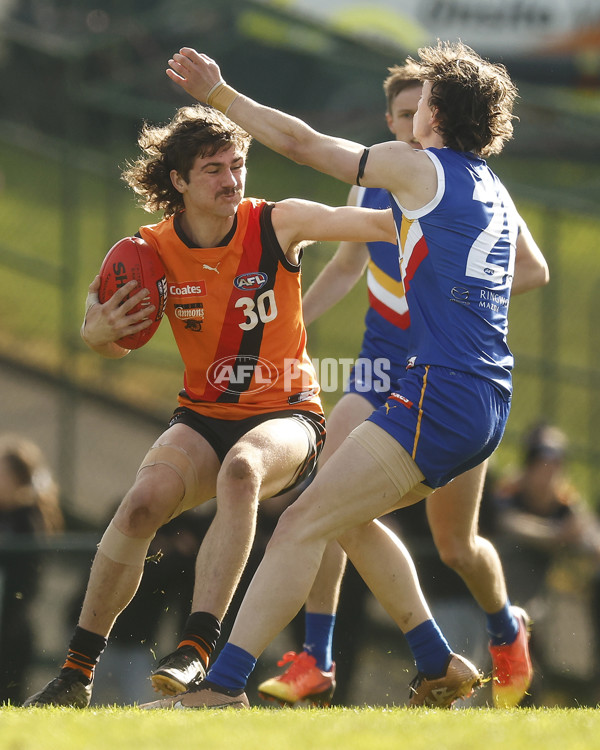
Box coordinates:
[1,0,600,520]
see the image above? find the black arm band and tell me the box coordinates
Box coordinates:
[355,147,370,186]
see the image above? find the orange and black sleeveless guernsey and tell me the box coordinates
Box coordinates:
[139,198,322,421]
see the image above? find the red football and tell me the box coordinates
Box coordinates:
[98,236,167,349]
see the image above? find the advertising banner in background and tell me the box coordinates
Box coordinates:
[259,0,600,81]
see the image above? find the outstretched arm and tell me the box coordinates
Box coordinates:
[302,240,369,327]
[302,186,371,325]
[165,47,426,201]
[270,198,396,271]
[166,48,364,184]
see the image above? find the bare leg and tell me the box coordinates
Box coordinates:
[140,431,482,711]
[339,519,431,632]
[79,424,221,636]
[227,434,424,658]
[190,417,312,621]
[305,394,374,614]
[149,417,319,698]
[79,554,148,636]
[426,464,534,708]
[426,460,507,614]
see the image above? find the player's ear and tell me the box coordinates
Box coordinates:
[385,111,395,136]
[170,169,187,194]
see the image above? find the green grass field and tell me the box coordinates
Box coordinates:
[2,705,599,750]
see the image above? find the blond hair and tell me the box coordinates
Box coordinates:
[383,60,422,114]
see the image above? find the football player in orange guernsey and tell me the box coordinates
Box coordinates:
[23,104,397,707]
[137,41,540,711]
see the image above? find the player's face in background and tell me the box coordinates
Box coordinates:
[386,84,423,148]
[412,80,436,146]
[173,145,247,218]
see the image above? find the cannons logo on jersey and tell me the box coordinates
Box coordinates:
[174,302,205,332]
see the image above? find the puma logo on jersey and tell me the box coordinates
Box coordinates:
[203,262,221,273]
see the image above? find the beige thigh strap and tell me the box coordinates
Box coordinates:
[137,442,199,514]
[98,519,154,566]
[347,420,434,501]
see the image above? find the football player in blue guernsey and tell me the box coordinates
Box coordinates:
[142,41,543,709]
[256,65,548,709]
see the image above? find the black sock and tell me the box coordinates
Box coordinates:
[177,611,221,668]
[62,626,108,683]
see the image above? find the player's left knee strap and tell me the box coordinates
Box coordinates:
[137,442,198,488]
[137,442,199,515]
[97,519,154,566]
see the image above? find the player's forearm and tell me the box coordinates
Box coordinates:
[303,267,360,325]
[227,96,360,182]
[229,96,317,163]
[511,221,549,295]
[80,325,130,359]
[166,48,362,184]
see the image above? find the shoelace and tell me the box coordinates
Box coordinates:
[276,651,315,683]
[408,672,424,697]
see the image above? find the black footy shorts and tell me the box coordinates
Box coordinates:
[169,406,326,495]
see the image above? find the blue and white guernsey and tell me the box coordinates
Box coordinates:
[389,147,517,397]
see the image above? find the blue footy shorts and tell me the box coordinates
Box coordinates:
[346,353,406,410]
[368,364,511,489]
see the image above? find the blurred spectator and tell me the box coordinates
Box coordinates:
[492,422,600,705]
[0,434,64,704]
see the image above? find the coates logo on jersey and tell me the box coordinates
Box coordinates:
[233,272,268,291]
[207,355,278,394]
[169,281,207,297]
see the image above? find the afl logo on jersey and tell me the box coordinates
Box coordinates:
[234,271,268,291]
[207,355,278,394]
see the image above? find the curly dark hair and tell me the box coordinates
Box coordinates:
[122,104,252,216]
[412,40,518,157]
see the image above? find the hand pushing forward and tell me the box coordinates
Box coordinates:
[167,48,230,106]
